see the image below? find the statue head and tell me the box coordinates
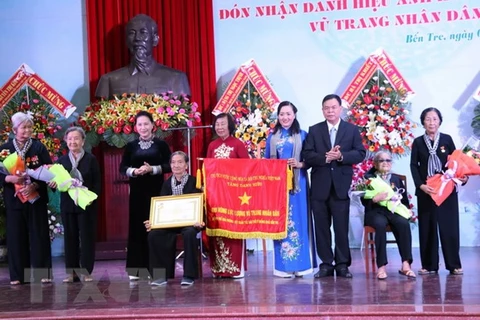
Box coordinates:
[126,14,159,71]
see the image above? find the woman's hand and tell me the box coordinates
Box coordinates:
[143,220,152,232]
[287,158,303,169]
[458,175,469,184]
[420,184,436,195]
[193,222,205,229]
[142,162,153,173]
[19,183,37,197]
[135,162,153,176]
[134,167,148,176]
[47,180,57,189]
[373,191,389,203]
[5,174,24,185]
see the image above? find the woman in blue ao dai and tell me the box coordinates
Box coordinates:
[265,101,317,278]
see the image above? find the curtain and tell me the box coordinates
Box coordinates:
[86,0,217,241]
[86,0,216,144]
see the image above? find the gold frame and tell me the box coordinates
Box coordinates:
[149,193,204,229]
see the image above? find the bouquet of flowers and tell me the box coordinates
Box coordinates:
[1,151,39,203]
[78,93,201,149]
[0,89,66,161]
[1,151,56,203]
[346,71,416,157]
[230,83,277,158]
[362,177,412,220]
[48,164,98,210]
[427,136,480,206]
[350,159,374,191]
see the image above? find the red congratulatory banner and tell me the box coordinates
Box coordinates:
[0,64,76,118]
[204,158,288,240]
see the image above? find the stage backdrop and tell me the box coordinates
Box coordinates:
[213,0,480,247]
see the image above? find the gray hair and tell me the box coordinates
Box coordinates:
[64,126,86,140]
[170,151,189,163]
[11,112,34,130]
[373,151,392,162]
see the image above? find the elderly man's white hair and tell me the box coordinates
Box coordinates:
[11,112,34,130]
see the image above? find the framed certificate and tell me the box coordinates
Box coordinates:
[149,193,204,229]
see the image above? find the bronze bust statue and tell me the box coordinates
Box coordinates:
[95,14,191,99]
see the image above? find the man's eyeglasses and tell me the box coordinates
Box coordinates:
[377,159,392,163]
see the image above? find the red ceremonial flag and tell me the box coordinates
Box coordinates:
[203,158,289,240]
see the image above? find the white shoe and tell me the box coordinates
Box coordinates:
[150,279,167,286]
[180,277,194,286]
[129,275,140,281]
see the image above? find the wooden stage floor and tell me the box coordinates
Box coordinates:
[0,248,479,319]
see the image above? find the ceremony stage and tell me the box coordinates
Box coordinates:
[0,248,479,320]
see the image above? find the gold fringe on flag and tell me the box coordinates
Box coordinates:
[196,168,202,189]
[287,165,293,191]
[196,158,204,189]
[206,228,287,240]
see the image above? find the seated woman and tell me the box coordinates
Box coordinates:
[361,151,415,280]
[144,151,203,286]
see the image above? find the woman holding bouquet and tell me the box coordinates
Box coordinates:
[362,151,414,280]
[264,101,316,278]
[120,111,172,281]
[410,107,466,275]
[206,113,249,278]
[56,127,101,283]
[0,112,53,285]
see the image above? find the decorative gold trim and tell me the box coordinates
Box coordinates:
[149,193,204,229]
[206,228,286,240]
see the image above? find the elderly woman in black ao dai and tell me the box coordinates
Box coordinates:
[56,127,101,283]
[0,112,53,285]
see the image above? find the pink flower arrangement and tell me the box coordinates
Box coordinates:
[79,93,201,148]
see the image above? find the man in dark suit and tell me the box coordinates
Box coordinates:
[95,14,191,99]
[303,94,365,278]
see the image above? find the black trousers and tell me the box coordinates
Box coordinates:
[312,186,351,269]
[6,203,52,283]
[61,210,97,275]
[417,192,461,271]
[364,208,413,268]
[148,226,199,280]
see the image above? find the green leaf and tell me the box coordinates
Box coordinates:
[122,132,136,143]
[85,131,101,150]
[111,134,127,148]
